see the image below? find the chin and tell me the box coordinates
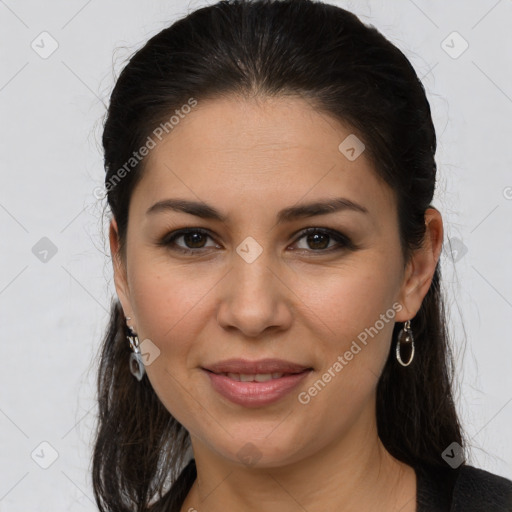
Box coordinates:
[209,435,305,470]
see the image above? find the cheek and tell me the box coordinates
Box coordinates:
[294,255,401,335]
[294,259,400,391]
[127,263,213,426]
[127,254,215,344]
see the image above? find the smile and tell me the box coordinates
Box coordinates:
[203,368,312,407]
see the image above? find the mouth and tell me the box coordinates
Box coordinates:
[204,371,303,382]
[201,360,313,407]
[202,357,313,375]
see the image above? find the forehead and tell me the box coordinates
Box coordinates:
[147,95,360,167]
[131,95,396,225]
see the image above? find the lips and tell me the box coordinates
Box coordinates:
[202,358,312,375]
[203,369,312,407]
[201,358,313,407]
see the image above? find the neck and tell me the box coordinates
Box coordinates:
[181,410,416,512]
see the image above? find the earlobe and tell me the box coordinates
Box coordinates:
[394,208,443,322]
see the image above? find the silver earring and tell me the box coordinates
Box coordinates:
[396,319,415,367]
[126,322,145,381]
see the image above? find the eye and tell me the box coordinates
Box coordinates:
[157,227,354,255]
[158,228,219,254]
[291,227,354,252]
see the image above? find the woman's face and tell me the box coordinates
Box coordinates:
[110,95,437,467]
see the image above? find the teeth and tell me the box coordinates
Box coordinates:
[254,374,272,382]
[222,372,285,381]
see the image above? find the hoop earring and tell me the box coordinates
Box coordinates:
[396,319,415,367]
[126,318,145,381]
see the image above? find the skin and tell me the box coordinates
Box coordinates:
[109,95,443,512]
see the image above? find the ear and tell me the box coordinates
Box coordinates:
[109,217,133,321]
[394,208,444,322]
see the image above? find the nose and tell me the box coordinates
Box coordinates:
[216,245,293,338]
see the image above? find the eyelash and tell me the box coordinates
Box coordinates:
[157,227,355,255]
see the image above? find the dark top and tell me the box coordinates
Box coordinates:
[160,459,512,511]
[416,463,512,511]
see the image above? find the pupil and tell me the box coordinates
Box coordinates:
[185,232,205,248]
[308,233,328,250]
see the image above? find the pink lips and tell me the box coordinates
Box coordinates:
[202,358,313,407]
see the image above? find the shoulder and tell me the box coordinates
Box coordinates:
[451,465,512,511]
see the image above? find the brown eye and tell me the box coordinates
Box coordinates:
[303,232,331,250]
[180,231,208,249]
[158,228,218,254]
[292,228,353,252]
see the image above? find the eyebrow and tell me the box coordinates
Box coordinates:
[146,197,369,224]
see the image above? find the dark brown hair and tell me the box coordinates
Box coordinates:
[93,1,465,510]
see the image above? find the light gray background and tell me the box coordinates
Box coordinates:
[1,0,511,509]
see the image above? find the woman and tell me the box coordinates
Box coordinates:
[92,1,512,510]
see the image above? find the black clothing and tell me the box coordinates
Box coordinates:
[161,459,512,511]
